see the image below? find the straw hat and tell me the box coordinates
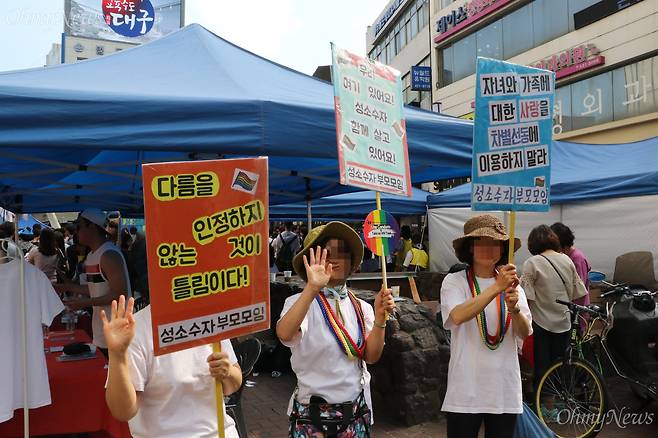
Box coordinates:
[452,214,521,255]
[292,222,364,281]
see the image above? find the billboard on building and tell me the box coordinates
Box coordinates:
[64,0,184,44]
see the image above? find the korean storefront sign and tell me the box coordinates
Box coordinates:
[411,66,432,91]
[434,0,514,44]
[472,57,555,212]
[142,158,270,356]
[534,44,605,80]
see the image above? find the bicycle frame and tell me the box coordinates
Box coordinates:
[566,302,658,399]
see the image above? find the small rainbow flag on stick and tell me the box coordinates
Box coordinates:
[362,209,400,256]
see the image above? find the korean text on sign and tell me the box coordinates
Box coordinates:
[142,158,270,356]
[472,58,555,212]
[331,44,412,196]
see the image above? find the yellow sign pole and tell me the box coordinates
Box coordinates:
[376,192,390,320]
[213,342,225,438]
[507,211,516,265]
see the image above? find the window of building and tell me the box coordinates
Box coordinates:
[551,55,658,134]
[502,4,533,59]
[419,0,429,28]
[369,0,429,62]
[440,45,454,86]
[612,58,655,121]
[410,9,419,40]
[553,84,572,135]
[440,0,454,10]
[452,33,476,81]
[532,0,569,47]
[570,71,613,131]
[476,19,502,60]
[397,28,406,54]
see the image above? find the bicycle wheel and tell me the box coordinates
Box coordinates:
[535,358,608,438]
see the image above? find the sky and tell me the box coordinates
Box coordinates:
[0,0,392,75]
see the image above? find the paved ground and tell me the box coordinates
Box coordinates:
[242,371,658,437]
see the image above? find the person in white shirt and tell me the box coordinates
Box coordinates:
[25,227,59,283]
[103,296,241,438]
[440,214,532,438]
[54,208,131,356]
[277,221,395,437]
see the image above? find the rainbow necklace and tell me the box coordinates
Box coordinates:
[316,291,366,360]
[466,268,511,350]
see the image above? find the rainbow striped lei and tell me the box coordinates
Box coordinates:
[466,268,511,350]
[316,291,366,359]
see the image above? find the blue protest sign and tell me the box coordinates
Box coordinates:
[472,57,555,212]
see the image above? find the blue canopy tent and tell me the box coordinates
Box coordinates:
[17,215,49,234]
[0,24,473,215]
[427,138,658,208]
[270,187,429,220]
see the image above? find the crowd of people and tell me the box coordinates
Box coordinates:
[0,210,148,358]
[2,210,594,437]
[268,221,430,275]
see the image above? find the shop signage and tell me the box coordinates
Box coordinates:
[534,44,605,80]
[103,0,155,38]
[434,0,514,44]
[74,43,84,53]
[374,0,406,37]
[411,66,432,91]
[574,0,644,30]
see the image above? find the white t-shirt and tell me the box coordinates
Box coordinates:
[125,306,239,438]
[278,292,375,418]
[0,259,64,422]
[25,247,58,283]
[440,271,532,414]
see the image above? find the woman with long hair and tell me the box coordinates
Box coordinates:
[25,227,59,283]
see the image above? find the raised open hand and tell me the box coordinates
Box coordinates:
[100,295,136,355]
[304,246,332,291]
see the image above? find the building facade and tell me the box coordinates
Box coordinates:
[430,0,658,143]
[367,0,433,110]
[47,0,184,66]
[47,36,136,66]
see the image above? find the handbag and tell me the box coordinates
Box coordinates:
[514,402,556,438]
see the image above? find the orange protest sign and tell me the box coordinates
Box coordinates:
[142,157,270,356]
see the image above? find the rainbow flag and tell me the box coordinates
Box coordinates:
[363,209,400,256]
[232,171,258,193]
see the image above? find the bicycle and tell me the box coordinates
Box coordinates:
[534,284,658,438]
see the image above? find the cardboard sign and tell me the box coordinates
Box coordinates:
[331,44,412,197]
[472,57,554,212]
[363,209,400,256]
[142,158,270,356]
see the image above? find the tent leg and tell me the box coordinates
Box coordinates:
[306,199,312,229]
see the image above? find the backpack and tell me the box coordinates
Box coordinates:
[269,239,276,268]
[275,233,298,272]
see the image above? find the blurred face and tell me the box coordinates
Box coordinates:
[75,218,93,246]
[323,238,352,285]
[471,237,503,267]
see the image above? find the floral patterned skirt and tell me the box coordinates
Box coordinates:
[289,392,371,438]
